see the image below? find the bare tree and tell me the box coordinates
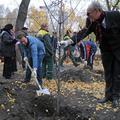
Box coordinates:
[15,0,30,31]
[105,0,120,10]
[112,0,120,10]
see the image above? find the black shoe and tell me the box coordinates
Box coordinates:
[97,97,111,103]
[112,99,119,108]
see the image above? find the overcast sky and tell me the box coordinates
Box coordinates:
[0,0,91,13]
[0,0,45,10]
[0,0,92,30]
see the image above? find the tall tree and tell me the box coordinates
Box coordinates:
[15,0,30,31]
[112,0,120,10]
[105,0,111,10]
[28,6,48,32]
[105,0,120,10]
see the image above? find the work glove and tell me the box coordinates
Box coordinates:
[23,57,28,62]
[32,68,37,77]
[59,39,73,47]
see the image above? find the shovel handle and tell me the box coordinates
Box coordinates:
[24,59,43,90]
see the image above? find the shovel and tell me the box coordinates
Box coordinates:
[24,59,50,96]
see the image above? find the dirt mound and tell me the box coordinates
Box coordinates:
[30,95,92,120]
[58,66,104,82]
[59,106,92,120]
[31,95,56,117]
[1,63,120,120]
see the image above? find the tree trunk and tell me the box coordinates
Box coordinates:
[105,0,111,11]
[105,0,120,11]
[15,0,30,31]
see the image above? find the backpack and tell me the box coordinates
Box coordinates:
[37,34,53,56]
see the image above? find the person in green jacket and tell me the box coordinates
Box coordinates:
[37,23,54,80]
[60,29,79,67]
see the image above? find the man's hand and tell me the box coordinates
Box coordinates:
[23,57,28,62]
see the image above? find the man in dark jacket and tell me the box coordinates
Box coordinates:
[62,1,120,108]
[37,23,54,80]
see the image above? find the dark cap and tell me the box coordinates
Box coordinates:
[41,23,48,29]
[4,24,13,30]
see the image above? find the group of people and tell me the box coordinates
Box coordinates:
[16,24,57,87]
[0,1,120,108]
[0,23,97,88]
[62,1,120,108]
[0,23,56,87]
[60,29,97,70]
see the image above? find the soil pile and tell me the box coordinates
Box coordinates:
[0,62,120,120]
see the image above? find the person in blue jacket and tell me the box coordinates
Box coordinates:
[16,31,45,85]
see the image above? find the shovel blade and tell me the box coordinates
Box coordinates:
[36,88,50,96]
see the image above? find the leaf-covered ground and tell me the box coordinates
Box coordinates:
[0,59,120,120]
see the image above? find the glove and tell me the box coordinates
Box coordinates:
[32,68,37,77]
[60,41,68,47]
[23,57,28,62]
[60,39,73,47]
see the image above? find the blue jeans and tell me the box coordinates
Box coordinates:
[36,54,45,85]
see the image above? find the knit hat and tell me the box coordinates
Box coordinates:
[41,23,48,29]
[4,24,13,30]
